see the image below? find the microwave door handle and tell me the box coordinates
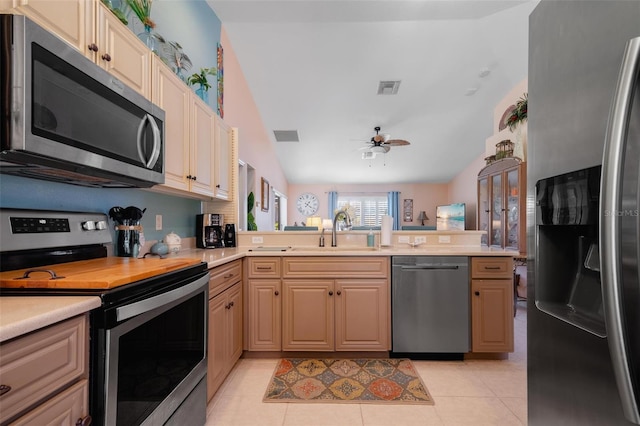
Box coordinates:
[600,36,640,425]
[136,114,161,169]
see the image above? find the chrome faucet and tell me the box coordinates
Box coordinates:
[331,209,352,247]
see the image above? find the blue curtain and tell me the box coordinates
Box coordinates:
[387,191,401,230]
[328,191,338,219]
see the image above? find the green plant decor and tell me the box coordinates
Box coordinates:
[247,192,257,231]
[124,0,155,28]
[101,0,128,25]
[188,67,217,91]
[507,93,528,131]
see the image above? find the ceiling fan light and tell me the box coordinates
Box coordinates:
[370,145,388,154]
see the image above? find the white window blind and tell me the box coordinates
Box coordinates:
[336,194,388,227]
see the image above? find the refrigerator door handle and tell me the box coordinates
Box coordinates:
[600,36,640,425]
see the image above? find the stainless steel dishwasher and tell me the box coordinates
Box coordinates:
[392,256,470,355]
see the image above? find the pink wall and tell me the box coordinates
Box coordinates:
[220,28,288,229]
[287,183,449,228]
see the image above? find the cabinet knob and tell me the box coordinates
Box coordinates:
[186,174,192,180]
[101,53,111,62]
[0,384,11,396]
[76,415,92,426]
[328,291,334,296]
[225,303,231,309]
[192,176,197,181]
[229,301,234,307]
[474,291,480,296]
[274,291,279,296]
[87,43,98,52]
[216,184,221,188]
[336,290,342,295]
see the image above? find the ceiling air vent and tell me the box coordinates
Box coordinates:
[273,130,300,142]
[377,80,401,95]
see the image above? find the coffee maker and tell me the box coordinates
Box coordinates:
[196,214,224,248]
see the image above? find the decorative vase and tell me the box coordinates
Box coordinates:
[137,24,156,54]
[195,85,208,103]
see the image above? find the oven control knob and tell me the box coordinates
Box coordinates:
[95,220,108,230]
[82,221,96,230]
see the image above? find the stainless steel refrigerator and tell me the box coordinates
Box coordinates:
[528,1,640,425]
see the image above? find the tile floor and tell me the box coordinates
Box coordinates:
[206,300,527,426]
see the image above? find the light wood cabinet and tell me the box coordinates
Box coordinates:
[334,279,389,351]
[247,257,282,351]
[470,257,514,353]
[246,256,390,352]
[478,158,526,256]
[214,116,232,200]
[282,279,334,351]
[5,0,150,97]
[207,260,243,401]
[152,58,216,198]
[248,279,282,351]
[283,257,389,351]
[0,314,90,425]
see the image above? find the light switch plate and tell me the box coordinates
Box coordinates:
[414,236,427,244]
[398,236,410,243]
[155,215,162,230]
[438,235,451,244]
[252,236,264,244]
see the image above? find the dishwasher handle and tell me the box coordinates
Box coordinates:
[400,265,460,270]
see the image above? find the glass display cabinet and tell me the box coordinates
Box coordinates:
[477,158,526,256]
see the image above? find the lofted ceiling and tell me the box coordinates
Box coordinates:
[206,0,539,185]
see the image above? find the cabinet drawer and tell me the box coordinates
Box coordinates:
[471,257,513,279]
[209,259,242,298]
[247,257,281,278]
[0,315,87,424]
[283,257,388,278]
[10,379,89,426]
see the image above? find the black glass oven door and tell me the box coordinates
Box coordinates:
[104,275,208,426]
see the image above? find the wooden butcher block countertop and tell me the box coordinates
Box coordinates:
[0,256,204,289]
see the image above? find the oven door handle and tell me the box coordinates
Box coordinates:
[116,274,208,322]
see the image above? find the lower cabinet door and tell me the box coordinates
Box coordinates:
[335,279,389,351]
[471,279,514,352]
[207,291,228,401]
[248,280,282,351]
[10,379,89,426]
[282,280,334,351]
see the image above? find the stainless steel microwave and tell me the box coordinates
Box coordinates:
[0,14,165,188]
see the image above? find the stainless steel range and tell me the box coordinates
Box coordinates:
[0,209,209,426]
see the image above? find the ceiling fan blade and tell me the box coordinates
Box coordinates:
[384,139,410,146]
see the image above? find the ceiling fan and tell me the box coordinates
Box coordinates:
[359,126,410,158]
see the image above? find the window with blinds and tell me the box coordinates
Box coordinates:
[336,194,388,227]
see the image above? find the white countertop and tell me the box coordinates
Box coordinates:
[177,245,519,269]
[0,296,101,343]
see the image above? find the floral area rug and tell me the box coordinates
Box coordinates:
[263,358,434,405]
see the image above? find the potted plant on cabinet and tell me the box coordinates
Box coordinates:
[188,67,216,102]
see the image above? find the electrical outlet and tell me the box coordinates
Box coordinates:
[252,236,264,244]
[438,235,451,244]
[414,236,427,244]
[155,215,162,231]
[398,236,410,243]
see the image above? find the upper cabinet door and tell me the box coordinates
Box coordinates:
[10,0,95,55]
[152,58,191,192]
[214,116,232,200]
[478,177,489,246]
[190,96,216,197]
[95,3,150,97]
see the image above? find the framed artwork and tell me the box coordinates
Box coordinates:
[403,199,413,222]
[261,177,270,212]
[217,43,224,118]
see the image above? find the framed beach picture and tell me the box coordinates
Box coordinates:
[436,202,466,230]
[261,177,270,212]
